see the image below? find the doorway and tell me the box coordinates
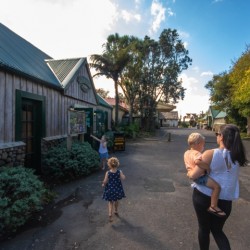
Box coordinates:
[15,90,45,173]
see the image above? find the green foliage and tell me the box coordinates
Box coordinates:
[90,33,131,126]
[241,132,250,139]
[42,142,100,183]
[0,166,47,236]
[229,48,250,117]
[179,121,189,128]
[205,46,250,134]
[122,122,140,138]
[104,131,114,148]
[205,72,231,109]
[96,88,110,98]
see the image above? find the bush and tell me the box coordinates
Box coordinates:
[104,130,114,149]
[42,141,100,183]
[179,121,189,128]
[0,166,47,236]
[121,122,140,138]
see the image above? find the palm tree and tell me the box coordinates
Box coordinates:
[90,34,130,126]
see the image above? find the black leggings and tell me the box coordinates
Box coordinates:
[192,188,232,250]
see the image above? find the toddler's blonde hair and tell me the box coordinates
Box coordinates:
[187,133,205,146]
[107,157,120,169]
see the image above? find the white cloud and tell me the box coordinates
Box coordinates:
[175,73,210,116]
[192,66,200,73]
[175,94,210,116]
[93,76,115,96]
[179,31,190,39]
[149,0,166,34]
[167,8,175,17]
[212,0,223,4]
[0,0,118,58]
[134,0,141,9]
[201,71,213,77]
[180,73,198,92]
[183,41,189,49]
[178,31,189,48]
[121,10,141,23]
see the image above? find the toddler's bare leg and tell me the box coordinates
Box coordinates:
[206,177,226,217]
[108,201,113,221]
[206,177,221,208]
[114,201,119,214]
[100,158,105,170]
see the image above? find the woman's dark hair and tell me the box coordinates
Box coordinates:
[220,124,248,166]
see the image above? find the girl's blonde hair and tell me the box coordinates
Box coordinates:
[107,157,120,169]
[187,133,205,146]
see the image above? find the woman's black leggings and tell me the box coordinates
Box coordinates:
[192,188,232,250]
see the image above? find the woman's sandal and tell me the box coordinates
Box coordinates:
[114,211,119,216]
[207,207,226,217]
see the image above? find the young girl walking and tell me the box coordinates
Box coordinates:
[102,157,126,222]
[90,134,108,170]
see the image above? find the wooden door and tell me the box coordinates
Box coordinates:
[21,99,42,171]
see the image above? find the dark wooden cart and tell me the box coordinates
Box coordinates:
[113,132,125,151]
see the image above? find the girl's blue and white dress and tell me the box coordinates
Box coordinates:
[103,170,125,201]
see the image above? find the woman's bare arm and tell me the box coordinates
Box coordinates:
[201,149,214,166]
[188,149,213,180]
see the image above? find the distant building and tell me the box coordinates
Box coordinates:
[105,98,129,124]
[159,111,179,127]
[207,106,227,131]
[156,103,176,127]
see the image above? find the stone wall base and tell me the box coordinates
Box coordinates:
[0,142,26,167]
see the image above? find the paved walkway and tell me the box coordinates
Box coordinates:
[1,128,250,250]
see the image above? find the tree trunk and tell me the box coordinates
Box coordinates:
[128,100,134,125]
[114,80,119,126]
[247,116,250,136]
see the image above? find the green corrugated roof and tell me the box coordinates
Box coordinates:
[46,58,87,88]
[209,106,227,118]
[210,107,220,118]
[0,23,61,88]
[215,111,227,118]
[97,95,113,109]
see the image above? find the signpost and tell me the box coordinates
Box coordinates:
[67,110,86,150]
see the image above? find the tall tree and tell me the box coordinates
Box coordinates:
[138,29,192,130]
[205,71,231,109]
[119,37,143,124]
[205,56,250,134]
[229,47,250,134]
[205,72,247,131]
[90,34,131,126]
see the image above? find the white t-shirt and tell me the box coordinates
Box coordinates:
[99,142,107,154]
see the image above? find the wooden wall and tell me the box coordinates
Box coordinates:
[0,69,98,143]
[64,64,96,103]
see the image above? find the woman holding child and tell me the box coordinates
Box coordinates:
[188,124,247,250]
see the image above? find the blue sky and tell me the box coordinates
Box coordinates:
[1,0,250,116]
